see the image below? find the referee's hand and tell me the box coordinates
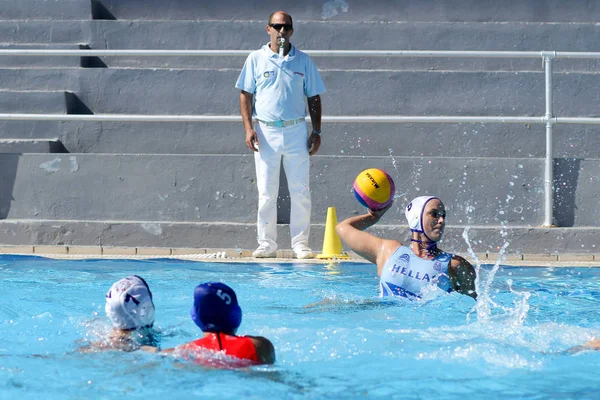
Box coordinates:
[308,133,321,155]
[246,129,259,152]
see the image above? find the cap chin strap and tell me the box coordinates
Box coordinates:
[121,323,153,332]
[410,229,438,255]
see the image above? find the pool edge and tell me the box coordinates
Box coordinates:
[0,245,598,267]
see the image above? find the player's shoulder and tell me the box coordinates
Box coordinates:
[449,253,474,269]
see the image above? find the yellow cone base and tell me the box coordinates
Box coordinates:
[317,206,351,259]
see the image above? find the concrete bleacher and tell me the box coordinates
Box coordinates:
[0,0,599,257]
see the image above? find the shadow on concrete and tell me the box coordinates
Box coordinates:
[65,92,94,115]
[553,157,581,227]
[49,140,69,153]
[79,44,108,68]
[0,154,20,219]
[91,0,116,20]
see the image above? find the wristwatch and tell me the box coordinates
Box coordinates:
[312,129,322,136]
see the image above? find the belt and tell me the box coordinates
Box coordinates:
[257,118,305,128]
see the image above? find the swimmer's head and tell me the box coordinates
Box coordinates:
[190,282,242,334]
[405,196,441,233]
[105,275,155,330]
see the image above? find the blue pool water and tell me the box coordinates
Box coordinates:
[1,255,599,399]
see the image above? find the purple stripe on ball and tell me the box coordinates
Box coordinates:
[353,184,385,210]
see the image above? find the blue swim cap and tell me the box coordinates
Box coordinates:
[190,282,242,334]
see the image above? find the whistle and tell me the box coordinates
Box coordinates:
[278,38,285,58]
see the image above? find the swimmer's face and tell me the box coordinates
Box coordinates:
[422,199,446,241]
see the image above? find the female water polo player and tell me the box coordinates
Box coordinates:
[336,196,477,300]
[145,282,275,366]
[81,275,158,352]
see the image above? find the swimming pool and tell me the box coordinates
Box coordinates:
[1,255,599,399]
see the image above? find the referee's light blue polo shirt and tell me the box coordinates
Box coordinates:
[235,44,326,122]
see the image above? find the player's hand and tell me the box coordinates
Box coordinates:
[368,201,394,220]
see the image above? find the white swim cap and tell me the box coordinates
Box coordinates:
[105,276,155,330]
[405,196,439,232]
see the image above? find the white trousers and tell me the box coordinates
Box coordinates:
[254,121,311,250]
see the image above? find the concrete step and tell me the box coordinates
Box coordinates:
[0,120,599,159]
[0,153,597,228]
[0,219,597,256]
[1,20,599,71]
[0,0,91,20]
[96,0,600,23]
[0,120,80,141]
[0,68,598,158]
[0,68,591,118]
[0,44,86,68]
[0,90,67,113]
[0,21,88,44]
[84,20,600,72]
[0,138,67,153]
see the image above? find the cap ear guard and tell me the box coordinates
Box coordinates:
[405,196,439,232]
[133,275,153,299]
[405,196,443,255]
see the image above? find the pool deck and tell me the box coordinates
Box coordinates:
[1,245,598,267]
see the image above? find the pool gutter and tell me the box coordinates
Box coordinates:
[0,245,598,267]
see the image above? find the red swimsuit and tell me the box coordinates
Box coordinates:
[181,332,259,363]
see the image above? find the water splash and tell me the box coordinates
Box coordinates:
[388,148,408,207]
[462,227,514,323]
[69,156,79,172]
[39,157,61,173]
[387,148,398,172]
[141,223,163,236]
[321,0,349,20]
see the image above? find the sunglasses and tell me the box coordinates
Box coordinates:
[269,23,293,31]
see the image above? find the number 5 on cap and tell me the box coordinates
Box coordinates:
[216,289,231,305]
